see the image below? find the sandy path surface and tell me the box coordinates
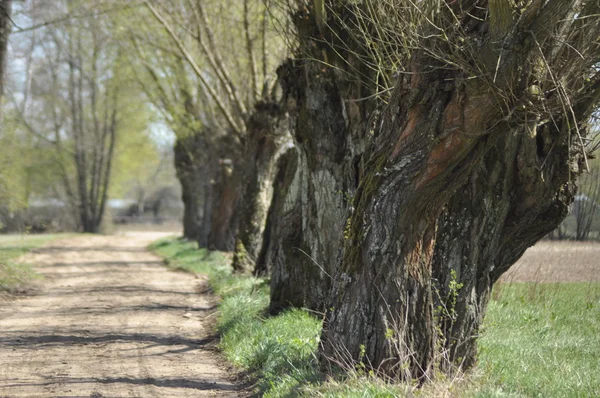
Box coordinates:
[0,233,241,398]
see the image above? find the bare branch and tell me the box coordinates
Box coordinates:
[194,0,249,119]
[244,0,259,102]
[143,0,245,137]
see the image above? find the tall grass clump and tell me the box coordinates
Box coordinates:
[0,234,67,293]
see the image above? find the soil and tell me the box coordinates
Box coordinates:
[1,233,597,397]
[0,232,243,397]
[502,241,600,283]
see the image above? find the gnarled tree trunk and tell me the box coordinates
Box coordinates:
[260,0,385,309]
[207,154,241,251]
[232,101,291,272]
[174,132,207,242]
[264,57,368,313]
[320,80,584,381]
[254,146,298,277]
[174,130,241,251]
[431,128,575,370]
[319,0,598,381]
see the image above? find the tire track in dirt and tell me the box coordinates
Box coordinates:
[0,232,241,397]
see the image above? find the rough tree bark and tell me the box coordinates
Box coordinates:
[232,101,290,272]
[173,130,242,251]
[264,60,352,312]
[172,104,288,257]
[319,0,599,381]
[174,132,209,243]
[254,146,298,277]
[207,153,241,251]
[429,125,577,372]
[263,4,379,310]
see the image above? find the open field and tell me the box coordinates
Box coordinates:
[478,282,600,397]
[478,241,600,397]
[503,241,600,283]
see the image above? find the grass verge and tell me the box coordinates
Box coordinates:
[149,238,322,397]
[150,237,600,397]
[0,234,69,293]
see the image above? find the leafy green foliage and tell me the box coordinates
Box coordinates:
[1,1,167,229]
[0,114,60,210]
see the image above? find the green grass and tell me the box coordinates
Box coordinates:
[151,237,600,398]
[474,283,600,398]
[0,233,69,293]
[149,238,323,397]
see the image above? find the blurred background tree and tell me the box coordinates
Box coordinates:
[0,0,180,233]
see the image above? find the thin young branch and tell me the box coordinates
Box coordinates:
[181,1,242,117]
[194,0,249,119]
[143,0,245,136]
[11,3,141,34]
[244,0,259,102]
[261,0,269,95]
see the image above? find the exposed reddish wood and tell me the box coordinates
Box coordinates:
[405,230,436,282]
[416,130,471,189]
[390,106,422,160]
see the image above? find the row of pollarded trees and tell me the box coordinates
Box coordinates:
[5,0,591,383]
[121,0,291,274]
[135,0,600,381]
[136,0,600,381]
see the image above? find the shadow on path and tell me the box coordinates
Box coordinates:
[41,261,165,268]
[40,286,198,297]
[0,333,217,354]
[3,376,238,392]
[33,246,147,254]
[1,303,217,319]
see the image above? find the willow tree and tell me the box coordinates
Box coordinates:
[266,0,600,380]
[126,0,289,261]
[7,0,149,233]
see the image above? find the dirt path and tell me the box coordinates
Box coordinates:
[0,233,241,398]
